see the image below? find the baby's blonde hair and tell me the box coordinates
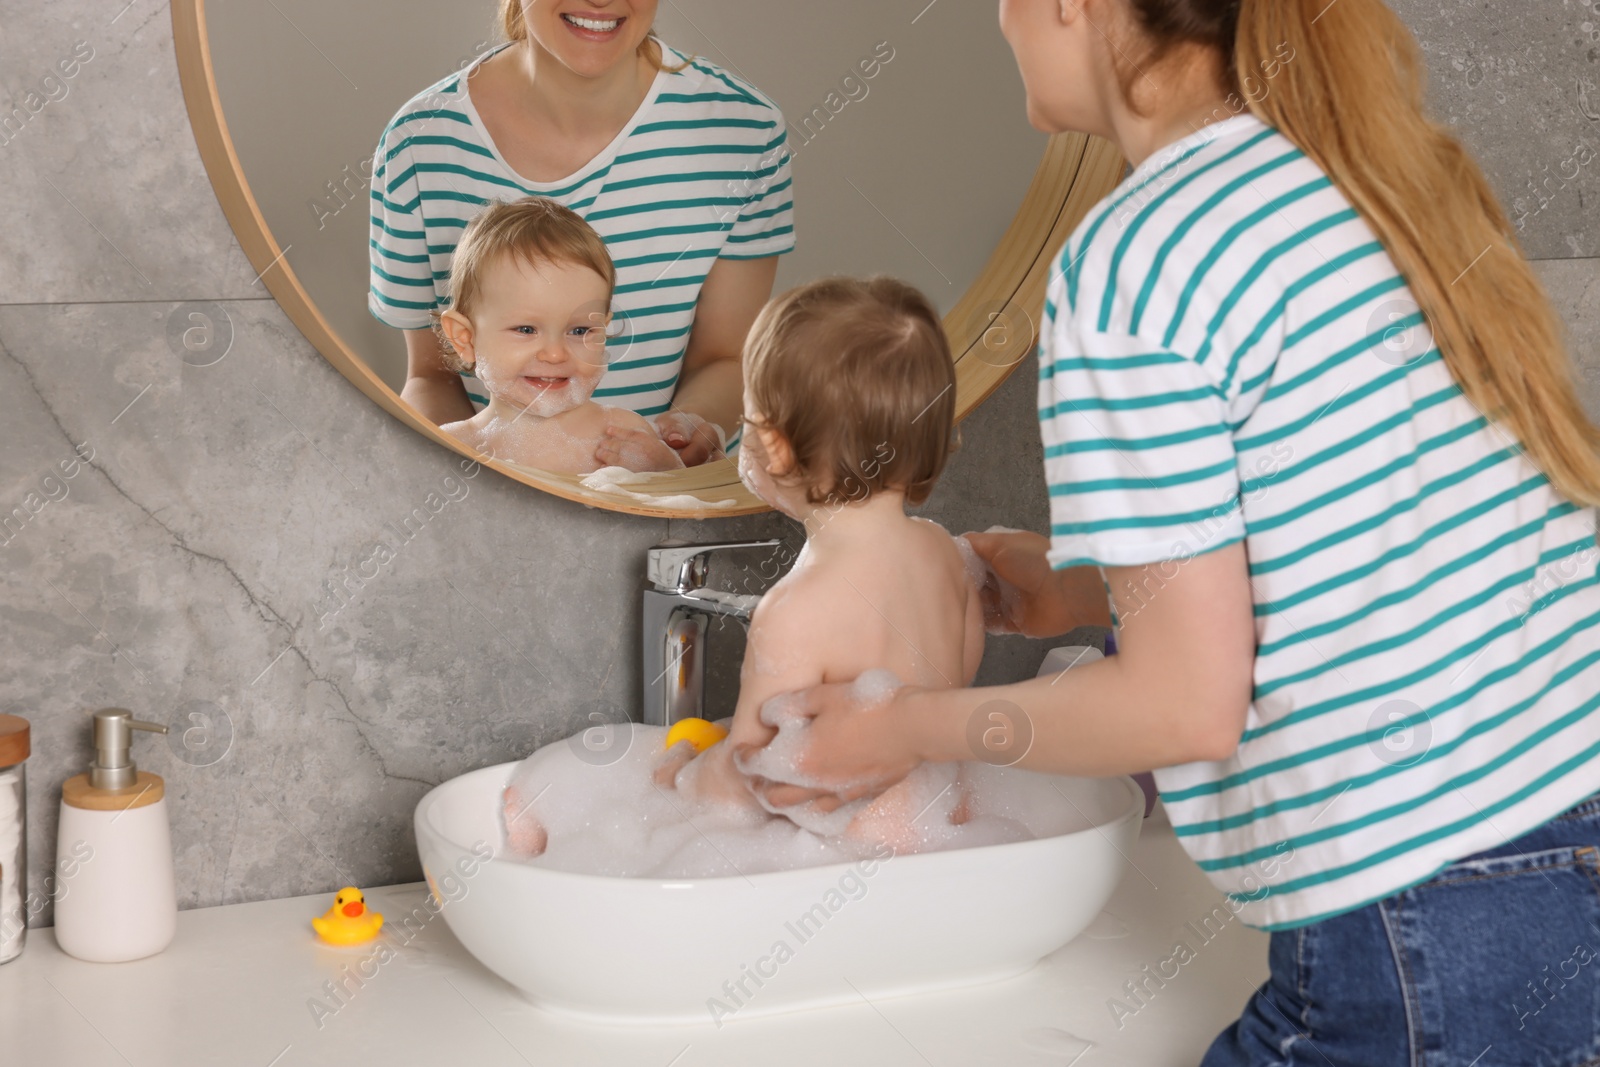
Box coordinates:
[744,276,960,507]
[433,197,614,372]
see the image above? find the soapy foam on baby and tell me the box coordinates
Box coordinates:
[734,670,1006,854]
[501,728,1052,879]
[951,530,991,599]
[961,524,1034,636]
[732,670,901,825]
[579,466,737,510]
[501,669,1067,879]
[502,724,877,878]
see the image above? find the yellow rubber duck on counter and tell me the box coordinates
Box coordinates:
[312,887,384,946]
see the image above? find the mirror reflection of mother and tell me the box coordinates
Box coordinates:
[368,0,794,468]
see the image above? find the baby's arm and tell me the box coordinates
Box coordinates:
[726,576,832,749]
[595,408,685,472]
[664,575,828,807]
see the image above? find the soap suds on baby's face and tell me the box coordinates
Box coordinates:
[501,720,1047,879]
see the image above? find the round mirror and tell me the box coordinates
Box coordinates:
[173,0,1124,516]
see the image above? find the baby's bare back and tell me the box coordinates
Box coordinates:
[726,516,985,850]
[768,517,983,692]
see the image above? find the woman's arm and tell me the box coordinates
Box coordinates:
[741,542,1256,806]
[910,542,1255,773]
[658,255,780,465]
[401,328,476,426]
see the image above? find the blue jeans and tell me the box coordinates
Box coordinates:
[1201,793,1600,1067]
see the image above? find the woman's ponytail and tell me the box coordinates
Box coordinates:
[1232,0,1600,506]
[1123,0,1600,506]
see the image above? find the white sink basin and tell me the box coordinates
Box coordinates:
[414,760,1142,1025]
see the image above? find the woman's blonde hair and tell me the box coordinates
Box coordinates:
[497,1,690,73]
[1113,0,1600,507]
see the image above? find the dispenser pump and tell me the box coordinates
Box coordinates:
[56,708,178,963]
[87,709,168,790]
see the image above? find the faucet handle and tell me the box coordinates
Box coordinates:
[647,539,784,593]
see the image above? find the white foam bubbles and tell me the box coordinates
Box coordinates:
[578,466,738,510]
[736,670,903,793]
[850,667,902,708]
[952,531,990,595]
[501,715,1104,880]
[503,724,875,878]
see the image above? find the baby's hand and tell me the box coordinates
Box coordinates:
[659,742,764,815]
[653,411,725,467]
[596,422,686,472]
[652,739,699,789]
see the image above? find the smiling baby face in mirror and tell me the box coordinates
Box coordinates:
[435,198,684,474]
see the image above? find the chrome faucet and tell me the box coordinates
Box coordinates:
[641,539,784,728]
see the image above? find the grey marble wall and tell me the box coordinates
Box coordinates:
[1,0,1597,923]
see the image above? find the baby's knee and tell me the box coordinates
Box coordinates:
[502,790,548,857]
[845,801,921,854]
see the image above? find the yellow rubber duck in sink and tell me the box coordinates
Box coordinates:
[312,887,384,946]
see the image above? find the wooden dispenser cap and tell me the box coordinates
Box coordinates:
[0,715,28,769]
[62,771,165,811]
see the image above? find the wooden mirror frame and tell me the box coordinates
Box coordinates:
[172,0,1127,518]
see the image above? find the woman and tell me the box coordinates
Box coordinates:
[740,1,1600,1061]
[369,0,793,467]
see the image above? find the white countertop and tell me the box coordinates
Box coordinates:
[3,808,1268,1066]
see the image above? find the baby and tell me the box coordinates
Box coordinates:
[500,276,988,865]
[434,197,683,474]
[656,275,986,853]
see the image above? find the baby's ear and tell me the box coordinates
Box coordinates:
[438,309,476,366]
[756,425,796,477]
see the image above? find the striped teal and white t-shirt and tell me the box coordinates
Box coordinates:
[369,42,795,419]
[1039,111,1600,930]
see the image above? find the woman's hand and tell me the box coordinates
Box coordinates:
[734,683,924,811]
[401,329,476,425]
[963,529,1102,637]
[653,410,725,468]
[596,423,687,472]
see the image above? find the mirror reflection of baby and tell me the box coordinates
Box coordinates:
[656,276,986,854]
[434,198,684,474]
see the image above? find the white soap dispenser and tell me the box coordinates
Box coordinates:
[54,708,177,962]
